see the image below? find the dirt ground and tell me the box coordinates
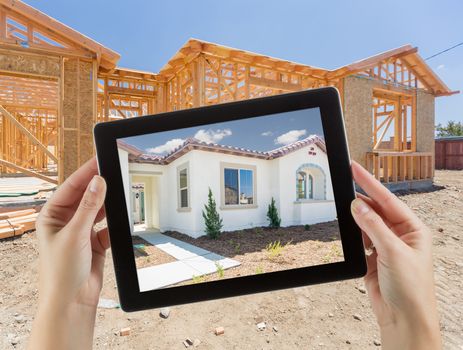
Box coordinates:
[0,170,461,349]
[162,222,342,286]
[133,236,176,269]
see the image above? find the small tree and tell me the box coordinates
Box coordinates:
[436,120,463,137]
[267,197,281,228]
[202,188,223,239]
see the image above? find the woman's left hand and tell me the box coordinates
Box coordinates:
[28,157,109,350]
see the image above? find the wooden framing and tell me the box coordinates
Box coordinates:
[365,151,433,183]
[0,2,457,187]
[0,0,117,183]
[372,90,415,152]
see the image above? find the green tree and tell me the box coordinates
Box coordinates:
[202,188,223,239]
[436,120,463,137]
[267,197,281,228]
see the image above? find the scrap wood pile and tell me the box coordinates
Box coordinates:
[0,209,38,240]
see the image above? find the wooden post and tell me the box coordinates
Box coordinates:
[198,55,205,106]
[374,154,380,180]
[411,93,417,152]
[217,58,222,103]
[383,155,389,183]
[392,156,398,183]
[245,64,250,99]
[397,97,402,151]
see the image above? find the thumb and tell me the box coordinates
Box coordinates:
[351,198,403,257]
[69,175,107,233]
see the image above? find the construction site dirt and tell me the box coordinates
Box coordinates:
[0,170,461,349]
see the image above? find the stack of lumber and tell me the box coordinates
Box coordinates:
[0,209,38,239]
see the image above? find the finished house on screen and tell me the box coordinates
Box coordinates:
[117,135,336,238]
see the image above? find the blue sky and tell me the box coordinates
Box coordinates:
[27,0,462,125]
[122,108,323,155]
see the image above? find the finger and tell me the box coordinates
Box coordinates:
[351,198,404,256]
[362,230,372,250]
[95,206,106,224]
[351,161,421,230]
[356,192,381,214]
[365,249,378,277]
[97,227,110,251]
[90,232,106,291]
[68,175,107,235]
[364,251,381,303]
[356,193,392,228]
[45,157,99,211]
[354,194,381,248]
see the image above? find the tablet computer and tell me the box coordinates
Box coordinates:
[94,87,366,311]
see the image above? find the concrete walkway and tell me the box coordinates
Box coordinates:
[136,231,240,291]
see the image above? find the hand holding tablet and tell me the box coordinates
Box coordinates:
[28,87,442,349]
[94,87,367,311]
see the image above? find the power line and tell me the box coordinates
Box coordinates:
[425,41,463,60]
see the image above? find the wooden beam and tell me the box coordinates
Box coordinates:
[373,115,394,150]
[106,85,156,98]
[411,94,417,151]
[0,104,58,162]
[0,158,58,184]
[249,76,302,92]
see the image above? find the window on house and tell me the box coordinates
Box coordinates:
[296,172,314,200]
[297,171,306,199]
[224,168,254,205]
[179,168,188,208]
[308,174,314,199]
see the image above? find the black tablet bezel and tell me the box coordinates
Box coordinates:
[94,87,367,312]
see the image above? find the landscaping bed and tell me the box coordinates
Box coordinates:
[164,220,343,284]
[132,236,176,269]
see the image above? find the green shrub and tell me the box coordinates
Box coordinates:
[266,240,284,259]
[267,197,281,228]
[304,224,311,231]
[215,262,225,278]
[192,274,205,283]
[202,188,223,239]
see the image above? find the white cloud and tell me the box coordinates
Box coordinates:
[437,64,445,70]
[194,128,232,144]
[274,129,307,145]
[261,131,273,136]
[146,138,185,154]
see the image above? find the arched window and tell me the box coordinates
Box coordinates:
[297,171,306,199]
[295,163,327,201]
[308,174,313,199]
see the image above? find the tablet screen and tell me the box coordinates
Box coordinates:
[117,107,344,292]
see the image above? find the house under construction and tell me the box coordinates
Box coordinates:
[0,0,457,189]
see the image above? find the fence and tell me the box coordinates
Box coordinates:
[435,137,463,170]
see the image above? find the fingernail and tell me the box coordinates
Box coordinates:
[89,176,100,193]
[352,198,370,215]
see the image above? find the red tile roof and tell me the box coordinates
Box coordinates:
[124,135,326,165]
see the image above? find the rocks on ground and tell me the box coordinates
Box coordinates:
[214,326,224,336]
[159,307,170,319]
[119,327,130,336]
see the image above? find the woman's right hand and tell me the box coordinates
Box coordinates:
[350,161,441,350]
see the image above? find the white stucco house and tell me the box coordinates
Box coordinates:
[117,135,336,238]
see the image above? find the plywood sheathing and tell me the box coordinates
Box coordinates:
[342,76,375,167]
[0,49,60,77]
[61,58,95,181]
[416,90,435,154]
